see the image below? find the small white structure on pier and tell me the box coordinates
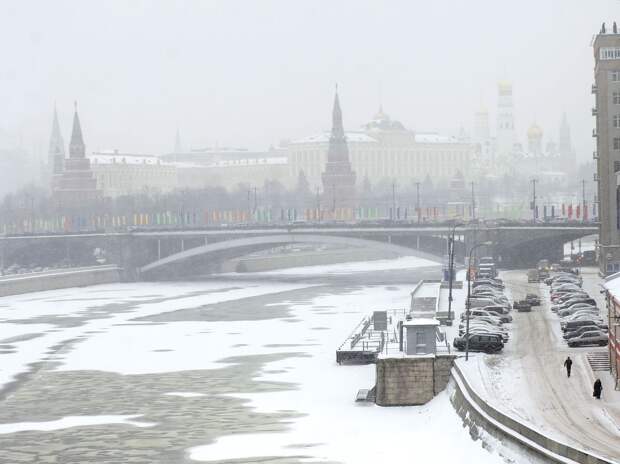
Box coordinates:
[403,318,440,356]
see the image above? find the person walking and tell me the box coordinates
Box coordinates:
[563,356,573,378]
[593,379,603,400]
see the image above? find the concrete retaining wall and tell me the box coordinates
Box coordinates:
[375,354,456,406]
[224,248,397,273]
[451,362,617,464]
[0,266,122,297]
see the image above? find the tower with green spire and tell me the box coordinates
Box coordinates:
[321,89,356,210]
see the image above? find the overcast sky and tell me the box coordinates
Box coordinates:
[0,0,617,161]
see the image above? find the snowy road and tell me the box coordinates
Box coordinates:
[463,269,620,462]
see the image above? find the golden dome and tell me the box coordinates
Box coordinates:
[527,123,543,138]
[498,80,512,96]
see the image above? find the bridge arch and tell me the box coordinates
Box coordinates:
[139,233,440,277]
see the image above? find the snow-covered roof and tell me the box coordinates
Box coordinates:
[89,152,167,165]
[604,272,620,298]
[414,133,460,144]
[211,156,288,167]
[290,131,378,144]
[403,318,440,327]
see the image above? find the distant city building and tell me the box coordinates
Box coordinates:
[89,151,178,197]
[558,112,577,171]
[52,104,101,208]
[496,81,517,157]
[594,26,620,274]
[287,105,474,191]
[321,91,356,209]
[161,145,288,190]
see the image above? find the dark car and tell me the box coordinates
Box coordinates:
[525,294,540,306]
[453,333,503,353]
[513,300,532,312]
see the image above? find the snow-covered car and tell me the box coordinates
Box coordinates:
[560,308,601,321]
[561,318,606,331]
[460,309,502,321]
[551,298,596,312]
[566,331,608,347]
[563,325,608,340]
[557,305,598,318]
[479,305,510,315]
[453,333,503,353]
[552,291,588,303]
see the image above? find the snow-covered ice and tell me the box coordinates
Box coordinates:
[0,415,155,434]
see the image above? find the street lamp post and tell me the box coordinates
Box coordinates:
[447,221,463,322]
[465,240,493,361]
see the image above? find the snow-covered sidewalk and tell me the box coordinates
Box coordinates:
[456,269,620,462]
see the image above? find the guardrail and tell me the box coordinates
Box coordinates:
[452,362,617,464]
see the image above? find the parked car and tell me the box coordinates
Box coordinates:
[453,333,504,353]
[552,298,596,312]
[566,331,608,347]
[562,318,607,332]
[460,324,509,342]
[563,325,608,340]
[557,305,598,318]
[480,305,510,315]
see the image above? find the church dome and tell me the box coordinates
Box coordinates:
[527,123,543,138]
[365,106,406,131]
[498,80,512,96]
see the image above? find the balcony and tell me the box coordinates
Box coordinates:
[593,151,599,160]
[594,173,600,181]
[592,107,598,116]
[592,84,598,94]
[593,129,598,138]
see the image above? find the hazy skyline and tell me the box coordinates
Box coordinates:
[1,0,617,162]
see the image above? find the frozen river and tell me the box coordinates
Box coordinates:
[0,256,514,463]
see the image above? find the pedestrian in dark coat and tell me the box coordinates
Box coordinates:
[593,379,602,399]
[563,356,573,377]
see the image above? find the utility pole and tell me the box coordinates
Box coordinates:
[531,179,537,222]
[332,183,336,215]
[415,181,421,223]
[471,181,476,221]
[316,187,321,223]
[392,181,396,221]
[582,179,586,223]
[253,187,258,212]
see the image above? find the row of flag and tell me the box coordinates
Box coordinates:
[531,203,596,220]
[0,203,597,234]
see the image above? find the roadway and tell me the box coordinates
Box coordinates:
[0,223,599,241]
[466,269,620,462]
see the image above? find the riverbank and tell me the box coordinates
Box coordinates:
[0,265,122,297]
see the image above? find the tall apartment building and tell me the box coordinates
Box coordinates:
[594,26,620,274]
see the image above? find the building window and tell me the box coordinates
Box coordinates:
[615,137,620,150]
[615,92,620,105]
[615,114,620,128]
[601,47,620,60]
[611,71,620,82]
[615,161,620,172]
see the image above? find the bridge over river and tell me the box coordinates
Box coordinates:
[0,223,599,280]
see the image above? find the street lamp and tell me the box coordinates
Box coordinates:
[465,240,493,361]
[447,221,464,322]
